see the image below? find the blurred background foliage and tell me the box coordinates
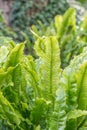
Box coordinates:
[9,0,69,42]
[0,0,87,54]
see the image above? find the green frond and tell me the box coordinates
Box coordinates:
[49,86,66,130]
[24,55,40,98]
[5,43,24,69]
[76,62,87,110]
[63,48,87,129]
[34,36,61,103]
[59,8,76,38]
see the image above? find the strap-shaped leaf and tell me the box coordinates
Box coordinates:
[63,67,78,111]
[62,47,87,129]
[54,15,63,37]
[64,47,87,109]
[49,87,66,130]
[5,43,24,69]
[34,36,61,102]
[61,68,78,130]
[59,8,76,38]
[76,62,87,110]
[24,56,40,97]
[66,47,87,110]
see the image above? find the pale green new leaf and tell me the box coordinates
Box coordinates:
[5,43,24,69]
[34,36,61,102]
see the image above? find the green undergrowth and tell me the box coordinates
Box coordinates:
[0,8,87,130]
[0,33,87,129]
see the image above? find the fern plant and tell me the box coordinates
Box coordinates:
[0,34,87,129]
[0,36,61,129]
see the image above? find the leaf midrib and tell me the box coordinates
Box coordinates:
[50,38,53,95]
